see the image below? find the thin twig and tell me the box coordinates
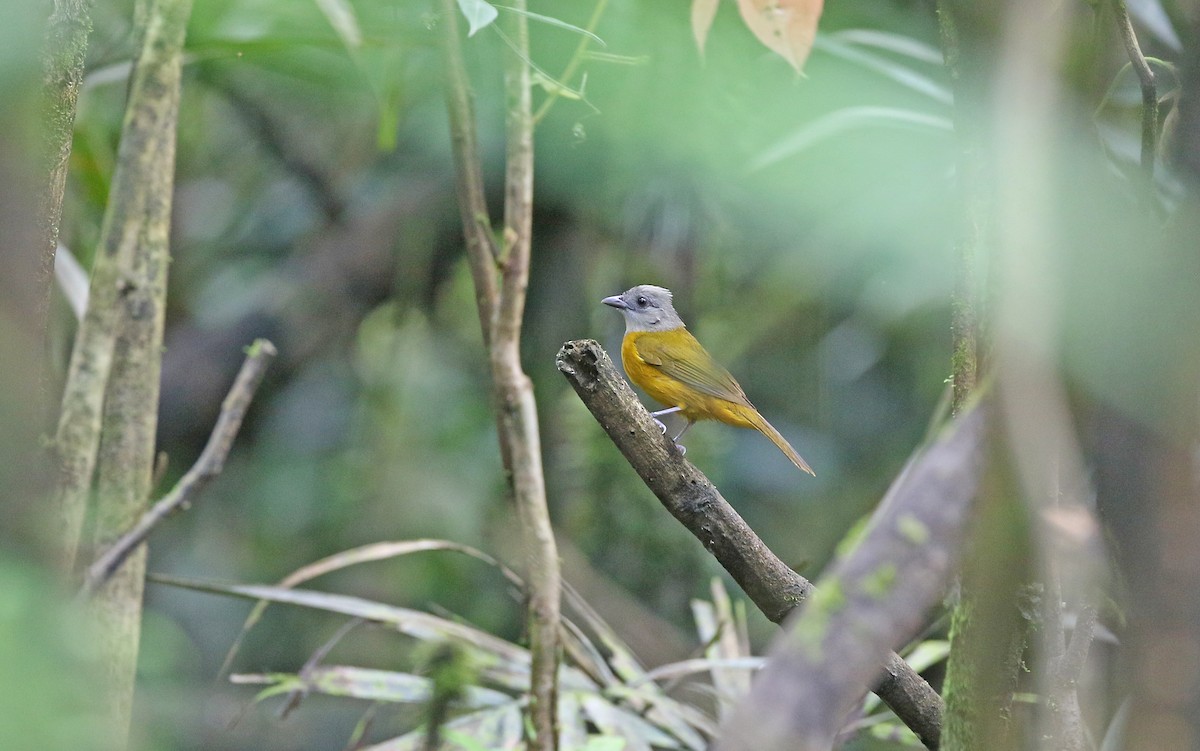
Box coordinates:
[439,0,500,338]
[531,0,609,125]
[79,339,276,599]
[557,340,945,749]
[281,616,365,719]
[441,3,562,747]
[498,3,561,747]
[1112,0,1158,177]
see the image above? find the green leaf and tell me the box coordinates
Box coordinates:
[215,539,521,681]
[152,574,532,677]
[493,5,606,46]
[232,665,511,707]
[360,703,524,750]
[456,0,499,36]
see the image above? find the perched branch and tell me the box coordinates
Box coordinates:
[79,339,276,599]
[1112,0,1158,177]
[556,340,945,749]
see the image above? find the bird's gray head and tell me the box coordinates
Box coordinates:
[602,285,685,332]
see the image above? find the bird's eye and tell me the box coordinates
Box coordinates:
[636,296,648,307]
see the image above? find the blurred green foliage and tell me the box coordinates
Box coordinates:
[3,0,1184,746]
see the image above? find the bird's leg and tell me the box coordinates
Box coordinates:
[671,420,694,455]
[649,406,683,435]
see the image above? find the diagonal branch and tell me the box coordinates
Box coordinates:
[716,404,987,751]
[556,339,946,749]
[79,339,276,599]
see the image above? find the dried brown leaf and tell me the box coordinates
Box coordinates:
[735,0,823,71]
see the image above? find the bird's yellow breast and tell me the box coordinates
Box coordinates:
[621,329,757,427]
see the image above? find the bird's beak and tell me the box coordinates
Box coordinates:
[602,295,629,310]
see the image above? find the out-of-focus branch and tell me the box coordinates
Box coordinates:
[715,404,988,751]
[36,0,93,364]
[936,0,985,416]
[556,339,945,750]
[79,340,275,599]
[441,4,562,748]
[1054,604,1098,694]
[1112,0,1158,177]
[1042,567,1089,751]
[208,76,347,223]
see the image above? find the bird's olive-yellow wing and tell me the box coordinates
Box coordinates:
[633,331,754,407]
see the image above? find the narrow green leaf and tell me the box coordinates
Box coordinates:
[152,574,532,669]
[493,5,606,46]
[830,29,942,64]
[215,539,520,681]
[359,702,524,751]
[232,666,512,707]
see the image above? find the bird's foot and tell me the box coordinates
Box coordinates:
[652,418,668,435]
[674,442,687,456]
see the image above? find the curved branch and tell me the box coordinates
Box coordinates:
[556,339,945,749]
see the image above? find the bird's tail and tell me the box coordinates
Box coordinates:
[747,411,816,476]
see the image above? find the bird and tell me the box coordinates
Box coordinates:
[603,284,815,476]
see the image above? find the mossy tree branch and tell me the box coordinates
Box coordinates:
[934,4,1010,749]
[36,0,93,363]
[715,404,988,751]
[556,340,947,750]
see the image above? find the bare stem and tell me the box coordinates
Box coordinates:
[531,0,609,125]
[441,3,561,747]
[79,340,276,599]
